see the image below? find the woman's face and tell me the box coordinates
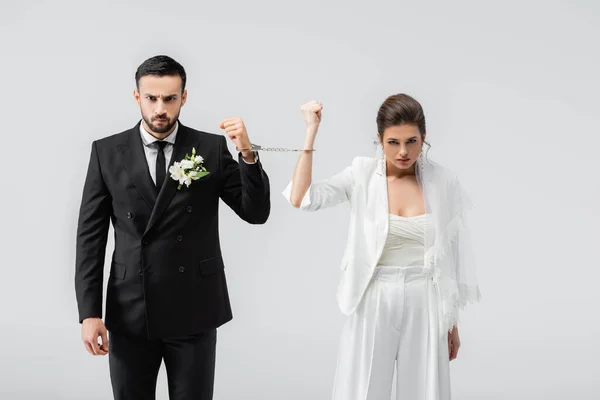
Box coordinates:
[380,124,425,172]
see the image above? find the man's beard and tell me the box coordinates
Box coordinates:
[143,110,180,134]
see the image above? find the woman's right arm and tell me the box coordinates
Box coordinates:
[283,100,353,211]
[289,101,321,207]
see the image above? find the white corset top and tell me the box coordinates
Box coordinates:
[376,213,431,268]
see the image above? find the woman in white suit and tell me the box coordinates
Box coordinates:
[282,94,481,400]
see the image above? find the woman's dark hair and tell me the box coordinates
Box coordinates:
[135,55,187,92]
[376,93,426,139]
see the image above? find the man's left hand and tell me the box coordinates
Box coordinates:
[220,117,254,162]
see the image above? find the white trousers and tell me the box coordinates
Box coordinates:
[332,266,451,400]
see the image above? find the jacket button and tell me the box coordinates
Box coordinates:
[179,266,185,273]
[127,212,132,219]
[176,235,183,242]
[186,206,193,213]
[138,269,143,275]
[142,239,148,245]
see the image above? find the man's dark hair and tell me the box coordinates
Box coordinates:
[135,55,187,92]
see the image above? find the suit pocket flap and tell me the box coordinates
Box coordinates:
[198,257,224,275]
[196,173,213,182]
[110,262,127,280]
[191,173,213,185]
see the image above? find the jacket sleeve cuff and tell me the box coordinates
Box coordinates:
[282,181,313,209]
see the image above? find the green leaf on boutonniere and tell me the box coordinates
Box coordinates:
[192,171,210,179]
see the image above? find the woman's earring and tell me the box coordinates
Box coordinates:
[376,139,384,161]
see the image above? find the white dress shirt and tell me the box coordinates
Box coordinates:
[139,122,178,185]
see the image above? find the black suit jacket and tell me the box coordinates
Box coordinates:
[75,121,270,339]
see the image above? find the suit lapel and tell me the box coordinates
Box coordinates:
[118,122,157,211]
[373,159,389,260]
[144,123,194,235]
[416,159,435,213]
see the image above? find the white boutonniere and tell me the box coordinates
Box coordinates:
[169,147,210,190]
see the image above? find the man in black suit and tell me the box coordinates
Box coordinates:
[74,55,270,400]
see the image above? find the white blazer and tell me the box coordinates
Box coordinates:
[282,156,408,316]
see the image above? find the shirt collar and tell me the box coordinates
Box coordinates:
[139,120,179,147]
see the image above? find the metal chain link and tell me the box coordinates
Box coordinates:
[238,144,315,152]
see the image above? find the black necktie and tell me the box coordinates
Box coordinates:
[155,141,168,191]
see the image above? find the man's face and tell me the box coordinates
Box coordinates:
[134,75,187,135]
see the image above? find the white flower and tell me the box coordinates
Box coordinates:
[180,159,195,170]
[171,148,209,190]
[169,162,185,181]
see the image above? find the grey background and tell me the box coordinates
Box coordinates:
[1,0,599,399]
